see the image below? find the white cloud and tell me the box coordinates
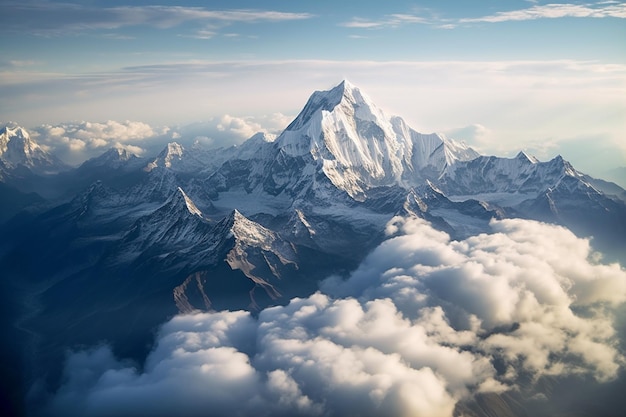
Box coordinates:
[326,217,626,381]
[442,124,492,150]
[63,137,86,152]
[341,13,428,29]
[460,2,626,24]
[30,114,292,166]
[112,142,145,156]
[38,120,157,143]
[216,114,262,138]
[0,2,313,36]
[215,113,289,140]
[42,216,626,416]
[341,2,626,30]
[32,120,161,165]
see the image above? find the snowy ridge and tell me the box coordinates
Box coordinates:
[79,147,143,171]
[177,187,203,217]
[191,209,299,307]
[91,147,135,164]
[441,153,590,197]
[114,187,211,263]
[213,209,297,264]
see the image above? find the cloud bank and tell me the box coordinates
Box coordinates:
[41,217,626,417]
[28,114,291,165]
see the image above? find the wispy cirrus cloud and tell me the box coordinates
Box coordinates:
[341,13,428,29]
[460,2,626,24]
[341,2,626,30]
[0,1,313,36]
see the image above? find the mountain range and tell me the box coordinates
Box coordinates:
[1,80,625,417]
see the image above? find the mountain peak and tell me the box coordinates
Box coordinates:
[171,187,203,217]
[270,80,481,200]
[99,147,136,162]
[110,147,134,160]
[216,209,272,244]
[0,125,31,141]
[162,142,184,162]
[145,142,186,172]
[285,80,371,131]
[1,125,37,152]
[0,124,67,174]
[220,209,249,232]
[516,150,538,164]
[338,78,354,89]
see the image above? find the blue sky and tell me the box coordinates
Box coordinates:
[0,0,625,183]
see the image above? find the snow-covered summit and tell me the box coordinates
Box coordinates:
[81,147,139,169]
[105,147,136,162]
[284,79,375,131]
[146,142,184,170]
[439,151,593,199]
[516,150,538,164]
[213,209,274,244]
[145,142,205,173]
[274,80,479,199]
[175,186,203,218]
[0,124,67,174]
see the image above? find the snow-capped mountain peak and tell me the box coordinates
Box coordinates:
[159,142,184,168]
[285,80,348,131]
[176,187,203,217]
[145,142,202,173]
[0,124,67,174]
[108,147,135,161]
[217,209,298,288]
[0,124,31,142]
[272,80,479,199]
[82,147,139,169]
[151,186,204,219]
[217,209,272,244]
[284,79,385,133]
[516,150,538,164]
[1,125,42,158]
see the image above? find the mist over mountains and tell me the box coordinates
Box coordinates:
[1,81,625,417]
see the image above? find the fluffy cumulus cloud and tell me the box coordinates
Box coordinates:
[42,217,626,417]
[199,113,291,145]
[28,114,292,166]
[30,120,162,165]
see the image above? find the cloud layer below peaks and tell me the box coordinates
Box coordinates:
[44,217,626,417]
